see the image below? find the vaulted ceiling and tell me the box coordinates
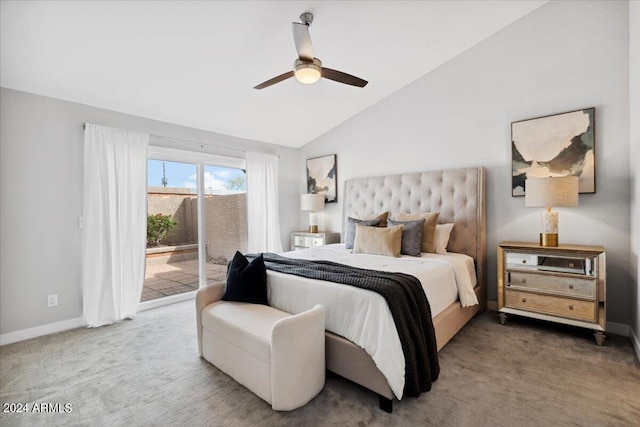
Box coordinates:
[0,1,547,147]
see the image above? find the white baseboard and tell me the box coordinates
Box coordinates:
[631,327,640,363]
[0,316,86,346]
[1,293,197,346]
[606,321,629,337]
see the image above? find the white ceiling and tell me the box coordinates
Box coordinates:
[0,1,547,148]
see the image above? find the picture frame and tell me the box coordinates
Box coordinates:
[511,107,595,196]
[306,154,337,203]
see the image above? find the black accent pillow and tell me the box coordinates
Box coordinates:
[387,219,425,256]
[345,217,381,249]
[222,251,268,305]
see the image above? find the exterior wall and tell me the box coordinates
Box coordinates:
[147,188,247,262]
[204,194,248,263]
[148,187,197,245]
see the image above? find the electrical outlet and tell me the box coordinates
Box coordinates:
[47,294,58,308]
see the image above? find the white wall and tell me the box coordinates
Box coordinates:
[300,0,633,325]
[629,0,640,354]
[0,88,299,337]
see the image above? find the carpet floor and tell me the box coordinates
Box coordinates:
[1,300,638,426]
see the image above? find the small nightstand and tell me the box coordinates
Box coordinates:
[497,242,606,345]
[291,232,340,251]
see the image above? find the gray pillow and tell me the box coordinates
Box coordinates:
[345,217,381,249]
[387,219,425,256]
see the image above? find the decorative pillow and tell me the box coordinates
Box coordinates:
[345,217,381,249]
[434,223,455,255]
[353,224,403,257]
[222,251,268,305]
[387,219,425,256]
[391,212,440,253]
[351,211,389,228]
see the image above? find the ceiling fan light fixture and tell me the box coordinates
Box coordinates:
[294,58,322,84]
[254,16,367,90]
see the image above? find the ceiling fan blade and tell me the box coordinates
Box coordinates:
[254,71,294,89]
[321,68,368,88]
[292,22,314,61]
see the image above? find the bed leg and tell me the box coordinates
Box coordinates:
[378,395,393,413]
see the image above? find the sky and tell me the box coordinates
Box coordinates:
[147,160,246,194]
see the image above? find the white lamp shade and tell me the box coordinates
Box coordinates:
[301,193,325,211]
[525,176,579,208]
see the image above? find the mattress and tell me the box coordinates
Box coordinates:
[266,244,478,399]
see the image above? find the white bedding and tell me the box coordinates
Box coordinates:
[266,244,478,399]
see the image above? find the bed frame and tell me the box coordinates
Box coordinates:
[329,167,487,412]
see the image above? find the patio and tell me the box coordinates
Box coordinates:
[141,259,227,302]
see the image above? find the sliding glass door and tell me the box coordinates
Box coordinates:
[142,159,199,302]
[140,146,247,306]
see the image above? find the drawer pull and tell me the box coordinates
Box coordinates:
[522,260,527,264]
[522,297,527,303]
[569,305,574,310]
[522,278,527,284]
[569,284,574,289]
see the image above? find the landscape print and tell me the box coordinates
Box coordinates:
[306,154,337,203]
[512,108,595,196]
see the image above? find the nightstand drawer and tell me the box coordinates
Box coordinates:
[505,290,596,322]
[291,232,340,250]
[507,272,596,298]
[295,236,327,247]
[506,253,539,267]
[294,236,324,247]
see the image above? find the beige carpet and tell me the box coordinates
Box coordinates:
[1,300,638,426]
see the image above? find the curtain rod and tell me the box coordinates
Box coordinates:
[83,122,246,155]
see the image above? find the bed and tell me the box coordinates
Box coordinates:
[270,166,487,412]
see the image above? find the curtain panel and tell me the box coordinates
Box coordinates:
[82,124,149,327]
[246,152,283,253]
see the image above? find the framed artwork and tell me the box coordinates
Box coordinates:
[511,107,595,196]
[306,154,337,203]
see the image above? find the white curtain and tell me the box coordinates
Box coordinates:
[246,151,283,253]
[82,124,149,327]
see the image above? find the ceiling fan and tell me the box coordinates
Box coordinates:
[254,12,368,90]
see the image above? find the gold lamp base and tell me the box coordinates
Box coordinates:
[540,233,558,247]
[309,225,318,233]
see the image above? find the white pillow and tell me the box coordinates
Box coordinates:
[434,223,454,254]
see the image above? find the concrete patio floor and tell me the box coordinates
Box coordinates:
[142,259,227,302]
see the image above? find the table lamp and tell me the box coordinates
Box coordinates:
[301,193,325,233]
[525,176,579,247]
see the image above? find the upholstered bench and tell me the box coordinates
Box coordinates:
[196,282,325,411]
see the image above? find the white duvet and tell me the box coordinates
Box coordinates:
[266,244,478,399]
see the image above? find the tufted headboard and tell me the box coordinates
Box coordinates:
[342,167,486,306]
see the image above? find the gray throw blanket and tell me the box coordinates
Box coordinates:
[252,253,439,397]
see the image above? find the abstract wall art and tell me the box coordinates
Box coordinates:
[306,154,337,203]
[512,107,595,196]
